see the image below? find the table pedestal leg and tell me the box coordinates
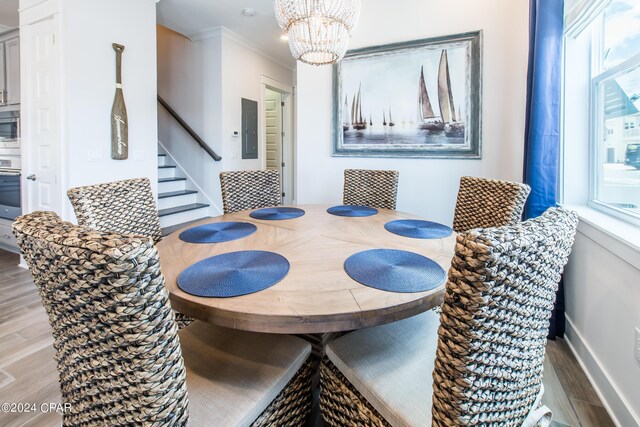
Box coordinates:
[296,332,349,426]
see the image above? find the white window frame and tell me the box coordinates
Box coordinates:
[588,15,640,226]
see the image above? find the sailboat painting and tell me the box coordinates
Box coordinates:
[333,31,482,158]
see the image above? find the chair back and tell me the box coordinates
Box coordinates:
[343,169,399,210]
[432,207,578,426]
[13,211,189,426]
[453,176,531,232]
[67,177,162,243]
[219,169,281,214]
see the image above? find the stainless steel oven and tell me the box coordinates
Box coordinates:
[0,168,21,220]
[0,111,21,220]
[0,111,20,143]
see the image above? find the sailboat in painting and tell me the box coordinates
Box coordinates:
[343,95,350,131]
[352,83,368,130]
[417,66,445,131]
[437,50,464,138]
[351,94,357,130]
[388,107,395,127]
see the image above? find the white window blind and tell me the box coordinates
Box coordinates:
[564,0,612,37]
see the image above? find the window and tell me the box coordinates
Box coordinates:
[589,0,640,223]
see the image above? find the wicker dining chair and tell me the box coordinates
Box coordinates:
[67,177,194,329]
[67,177,163,243]
[219,169,282,214]
[452,176,531,232]
[343,169,399,210]
[320,207,578,427]
[13,211,313,427]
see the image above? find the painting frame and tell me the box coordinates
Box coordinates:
[332,31,482,159]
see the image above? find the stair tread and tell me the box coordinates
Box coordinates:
[162,217,211,236]
[159,203,210,217]
[158,190,198,199]
[158,165,177,169]
[158,177,187,183]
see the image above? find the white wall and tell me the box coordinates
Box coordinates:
[564,222,640,427]
[295,0,529,224]
[220,31,293,165]
[157,26,294,213]
[157,25,221,212]
[20,0,158,220]
[62,0,158,202]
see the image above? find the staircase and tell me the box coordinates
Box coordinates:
[157,151,212,230]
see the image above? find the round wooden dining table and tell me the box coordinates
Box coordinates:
[158,204,457,334]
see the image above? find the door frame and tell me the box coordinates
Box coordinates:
[260,75,295,204]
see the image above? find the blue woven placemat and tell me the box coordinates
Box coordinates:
[344,249,446,293]
[179,222,257,244]
[327,205,378,217]
[384,219,452,239]
[249,207,305,220]
[178,250,289,297]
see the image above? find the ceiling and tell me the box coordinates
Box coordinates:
[0,0,19,32]
[0,1,293,66]
[156,0,295,68]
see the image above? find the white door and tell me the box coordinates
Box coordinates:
[23,18,62,215]
[263,84,294,205]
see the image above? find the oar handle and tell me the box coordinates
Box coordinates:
[113,43,125,85]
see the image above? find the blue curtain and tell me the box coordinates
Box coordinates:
[523,0,565,337]
[524,0,564,218]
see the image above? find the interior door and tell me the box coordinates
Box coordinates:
[264,88,293,205]
[265,89,282,173]
[24,18,62,215]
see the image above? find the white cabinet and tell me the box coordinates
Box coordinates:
[0,42,5,105]
[0,30,19,107]
[5,37,20,106]
[0,219,17,252]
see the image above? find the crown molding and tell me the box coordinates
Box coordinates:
[187,26,223,42]
[19,0,56,13]
[187,25,295,72]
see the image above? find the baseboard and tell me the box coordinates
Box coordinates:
[564,316,640,427]
[0,242,19,255]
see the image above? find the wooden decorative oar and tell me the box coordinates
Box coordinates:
[111,43,128,160]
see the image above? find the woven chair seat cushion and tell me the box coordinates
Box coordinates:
[326,310,440,427]
[179,321,311,426]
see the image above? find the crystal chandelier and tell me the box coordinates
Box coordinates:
[274,0,361,66]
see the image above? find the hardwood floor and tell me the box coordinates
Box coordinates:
[0,251,60,427]
[0,250,615,426]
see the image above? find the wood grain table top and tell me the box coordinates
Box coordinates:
[158,205,457,334]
